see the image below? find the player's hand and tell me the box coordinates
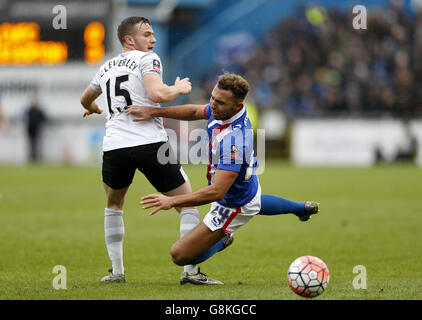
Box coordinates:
[140,193,174,215]
[174,76,192,95]
[83,107,103,118]
[125,106,155,121]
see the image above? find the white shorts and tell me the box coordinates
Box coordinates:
[203,185,261,235]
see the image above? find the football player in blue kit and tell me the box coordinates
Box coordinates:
[125,73,319,285]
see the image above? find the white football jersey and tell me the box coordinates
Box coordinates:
[90,50,168,151]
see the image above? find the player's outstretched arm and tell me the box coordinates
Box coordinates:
[80,86,103,117]
[125,104,207,121]
[140,169,238,215]
[143,73,191,103]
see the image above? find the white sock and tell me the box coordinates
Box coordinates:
[180,208,199,274]
[104,208,125,275]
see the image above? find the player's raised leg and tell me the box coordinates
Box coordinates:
[259,194,320,221]
[185,194,320,265]
[101,183,128,283]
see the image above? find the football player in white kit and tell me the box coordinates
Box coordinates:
[80,17,222,284]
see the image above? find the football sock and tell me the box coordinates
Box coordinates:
[259,194,306,216]
[189,239,226,265]
[104,208,125,275]
[179,208,199,274]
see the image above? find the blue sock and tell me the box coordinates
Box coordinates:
[189,239,226,265]
[259,194,306,216]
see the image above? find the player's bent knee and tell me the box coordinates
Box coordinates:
[170,244,185,266]
[170,243,194,266]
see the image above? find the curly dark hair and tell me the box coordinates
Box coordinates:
[217,73,249,101]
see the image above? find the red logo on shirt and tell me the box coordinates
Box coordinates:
[230,145,239,160]
[153,59,161,72]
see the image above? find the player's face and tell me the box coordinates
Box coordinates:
[131,22,156,52]
[209,86,243,120]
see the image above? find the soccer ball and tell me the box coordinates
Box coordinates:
[287,255,330,298]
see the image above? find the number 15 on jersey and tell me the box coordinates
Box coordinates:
[105,75,133,117]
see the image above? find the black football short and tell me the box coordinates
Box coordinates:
[102,142,186,192]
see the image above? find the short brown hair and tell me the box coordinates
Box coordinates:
[117,16,150,46]
[217,73,249,101]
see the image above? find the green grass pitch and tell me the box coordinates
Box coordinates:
[0,161,421,300]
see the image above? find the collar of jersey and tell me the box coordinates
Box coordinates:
[208,105,245,128]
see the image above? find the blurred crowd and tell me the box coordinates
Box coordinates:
[200,1,422,119]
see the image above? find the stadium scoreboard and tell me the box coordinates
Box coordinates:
[0,21,106,65]
[0,0,110,66]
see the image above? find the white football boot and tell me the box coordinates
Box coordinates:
[180,267,224,285]
[101,269,126,283]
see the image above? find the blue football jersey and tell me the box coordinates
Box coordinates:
[204,104,259,208]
